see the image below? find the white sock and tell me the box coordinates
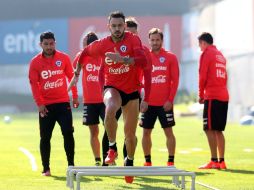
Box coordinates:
[109,141,116,146]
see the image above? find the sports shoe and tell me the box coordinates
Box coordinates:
[199,161,220,169]
[124,157,134,184]
[144,162,152,166]
[42,170,51,176]
[105,149,118,165]
[219,161,227,169]
[167,162,174,166]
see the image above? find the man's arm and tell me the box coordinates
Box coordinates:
[28,61,48,116]
[164,54,179,111]
[65,55,79,108]
[199,52,209,103]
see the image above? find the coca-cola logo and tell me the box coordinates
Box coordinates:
[44,79,64,89]
[87,74,98,81]
[152,75,166,83]
[108,65,130,74]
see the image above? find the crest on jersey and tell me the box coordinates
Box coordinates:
[55,60,62,67]
[159,57,165,63]
[120,45,127,52]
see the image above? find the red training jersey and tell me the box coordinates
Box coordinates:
[136,45,152,101]
[148,48,179,106]
[199,45,229,101]
[73,51,103,103]
[78,32,149,97]
[29,50,78,106]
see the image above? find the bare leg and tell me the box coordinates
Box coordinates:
[88,125,100,159]
[122,99,139,159]
[103,88,121,143]
[205,130,217,158]
[142,129,152,156]
[163,127,176,156]
[215,131,225,159]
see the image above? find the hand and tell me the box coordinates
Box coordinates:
[140,100,148,113]
[163,101,173,112]
[38,105,48,117]
[105,51,122,63]
[199,98,204,104]
[72,98,79,108]
[68,75,79,92]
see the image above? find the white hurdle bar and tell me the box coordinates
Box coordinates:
[66,166,195,190]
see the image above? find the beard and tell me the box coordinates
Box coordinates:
[112,31,124,41]
[43,49,55,57]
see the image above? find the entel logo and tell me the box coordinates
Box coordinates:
[41,70,63,79]
[86,63,100,72]
[3,30,41,54]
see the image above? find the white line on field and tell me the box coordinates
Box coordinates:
[243,148,253,152]
[187,180,220,190]
[19,147,37,171]
[195,181,221,190]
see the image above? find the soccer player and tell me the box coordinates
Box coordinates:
[125,16,151,104]
[28,31,79,176]
[139,28,179,167]
[101,16,152,163]
[73,32,121,166]
[68,11,150,183]
[198,32,229,169]
[73,32,103,166]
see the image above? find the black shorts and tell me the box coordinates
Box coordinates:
[83,103,105,125]
[104,86,140,106]
[39,102,74,134]
[83,103,122,126]
[139,105,175,129]
[203,99,228,131]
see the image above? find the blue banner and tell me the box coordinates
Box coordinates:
[0,19,68,64]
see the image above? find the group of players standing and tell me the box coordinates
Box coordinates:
[28,11,229,183]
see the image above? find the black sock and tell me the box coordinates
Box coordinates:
[125,157,133,166]
[95,157,101,162]
[211,157,218,162]
[168,155,174,162]
[123,142,127,158]
[219,158,224,163]
[109,142,117,152]
[145,155,151,163]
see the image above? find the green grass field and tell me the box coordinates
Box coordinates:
[0,111,254,190]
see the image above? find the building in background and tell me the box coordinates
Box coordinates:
[0,0,253,122]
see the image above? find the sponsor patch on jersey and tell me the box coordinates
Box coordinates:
[159,57,165,63]
[120,45,127,52]
[55,60,62,67]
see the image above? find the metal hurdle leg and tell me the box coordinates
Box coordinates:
[181,176,185,189]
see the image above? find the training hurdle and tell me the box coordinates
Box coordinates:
[66,166,196,190]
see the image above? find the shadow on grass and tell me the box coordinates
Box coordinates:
[219,169,254,174]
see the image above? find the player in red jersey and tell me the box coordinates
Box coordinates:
[139,28,179,167]
[69,11,150,183]
[73,32,103,166]
[197,32,229,170]
[28,31,79,176]
[73,32,121,166]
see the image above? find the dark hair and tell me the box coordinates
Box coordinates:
[148,28,163,40]
[125,17,138,29]
[86,32,98,45]
[40,31,55,43]
[198,32,213,44]
[108,11,125,22]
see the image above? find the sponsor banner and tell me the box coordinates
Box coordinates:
[69,16,182,60]
[0,19,68,64]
